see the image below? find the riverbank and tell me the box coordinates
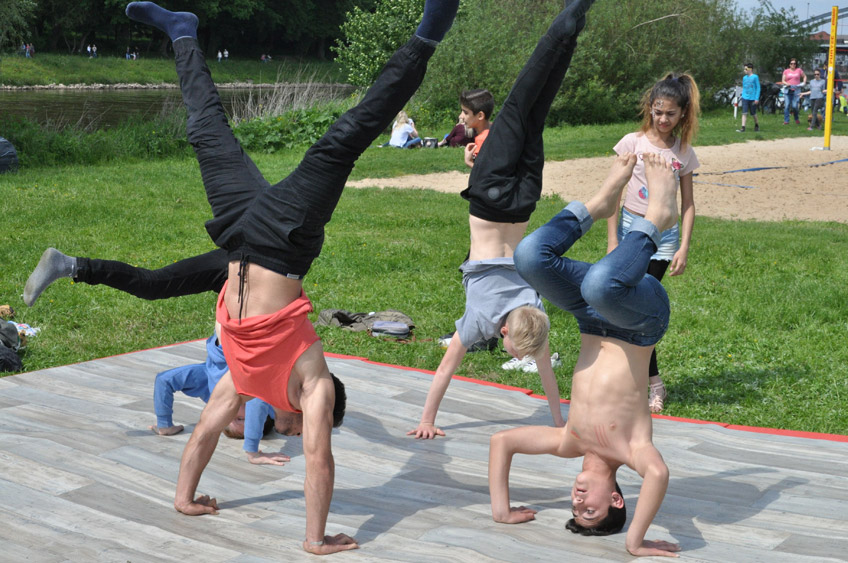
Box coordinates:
[0,81,354,91]
[0,52,345,88]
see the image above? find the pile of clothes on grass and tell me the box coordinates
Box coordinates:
[0,305,37,372]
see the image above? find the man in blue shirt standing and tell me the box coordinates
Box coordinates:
[738,63,760,133]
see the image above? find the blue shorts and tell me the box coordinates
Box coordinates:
[741,98,757,115]
[619,207,679,262]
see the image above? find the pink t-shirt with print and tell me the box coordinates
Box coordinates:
[613,132,699,216]
[782,67,804,86]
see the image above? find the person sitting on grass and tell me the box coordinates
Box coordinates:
[489,152,681,558]
[124,0,457,554]
[388,110,422,148]
[407,0,600,440]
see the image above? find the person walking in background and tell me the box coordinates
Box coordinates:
[606,72,701,413]
[217,49,222,63]
[801,69,826,130]
[782,58,806,125]
[223,48,228,61]
[737,63,759,133]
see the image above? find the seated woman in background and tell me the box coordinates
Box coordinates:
[388,110,422,148]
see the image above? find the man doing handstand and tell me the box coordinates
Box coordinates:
[488,153,681,558]
[125,0,458,555]
[407,0,597,439]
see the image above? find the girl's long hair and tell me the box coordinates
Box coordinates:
[392,110,410,132]
[639,73,700,149]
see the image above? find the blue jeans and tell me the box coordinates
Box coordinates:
[514,201,669,346]
[153,334,221,427]
[784,86,800,123]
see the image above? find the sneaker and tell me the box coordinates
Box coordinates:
[783,121,790,125]
[754,124,759,132]
[795,119,801,125]
[437,333,454,348]
[469,336,499,352]
[807,126,813,130]
[521,353,563,373]
[736,127,745,133]
[648,380,668,413]
[502,355,532,371]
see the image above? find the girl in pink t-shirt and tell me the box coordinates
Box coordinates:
[607,72,701,413]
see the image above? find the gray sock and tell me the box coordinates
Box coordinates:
[23,248,77,306]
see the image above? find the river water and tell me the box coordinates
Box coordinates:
[0,85,352,128]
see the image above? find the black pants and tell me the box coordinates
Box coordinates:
[174,36,435,278]
[646,259,671,377]
[461,1,588,223]
[75,249,228,300]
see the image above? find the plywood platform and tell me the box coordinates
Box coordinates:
[1,341,846,561]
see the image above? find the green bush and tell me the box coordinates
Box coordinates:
[332,0,423,87]
[232,102,349,152]
[0,112,190,168]
[336,0,818,127]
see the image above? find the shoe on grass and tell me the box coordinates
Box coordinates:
[501,355,532,371]
[648,380,668,413]
[521,353,563,373]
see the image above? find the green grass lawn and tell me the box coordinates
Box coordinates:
[2,112,847,435]
[0,52,344,86]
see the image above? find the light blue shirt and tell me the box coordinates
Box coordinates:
[742,73,760,101]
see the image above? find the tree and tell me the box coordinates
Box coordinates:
[335,0,820,126]
[740,3,818,82]
[0,0,36,50]
[333,0,423,87]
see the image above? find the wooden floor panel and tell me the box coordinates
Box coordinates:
[1,340,845,562]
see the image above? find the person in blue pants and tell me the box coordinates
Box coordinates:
[489,153,681,557]
[150,332,298,465]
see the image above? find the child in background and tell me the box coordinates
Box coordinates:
[737,63,759,133]
[460,88,494,167]
[606,72,701,413]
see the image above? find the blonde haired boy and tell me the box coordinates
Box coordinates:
[408,0,600,440]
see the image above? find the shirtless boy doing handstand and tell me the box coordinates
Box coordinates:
[489,153,682,558]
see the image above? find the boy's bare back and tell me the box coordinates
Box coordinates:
[468,216,529,260]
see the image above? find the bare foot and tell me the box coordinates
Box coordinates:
[149,424,184,436]
[642,153,678,232]
[584,152,637,220]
